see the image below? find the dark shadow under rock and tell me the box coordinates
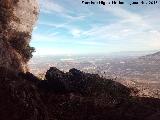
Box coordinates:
[0,67,48,120]
[1,66,160,120]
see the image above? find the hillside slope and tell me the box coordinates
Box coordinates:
[140,51,160,60]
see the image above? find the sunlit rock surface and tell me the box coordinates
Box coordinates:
[0,0,39,72]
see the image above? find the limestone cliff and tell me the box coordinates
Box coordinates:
[0,1,49,120]
[0,0,39,72]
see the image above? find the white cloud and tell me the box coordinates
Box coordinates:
[147,31,160,49]
[38,21,86,38]
[39,22,68,29]
[71,29,82,38]
[34,0,160,54]
[40,0,65,13]
[64,15,86,21]
[101,3,149,28]
[74,4,160,51]
[76,41,107,46]
[40,0,86,21]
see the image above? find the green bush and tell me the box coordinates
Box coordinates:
[10,31,35,62]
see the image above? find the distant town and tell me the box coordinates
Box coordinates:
[29,51,160,97]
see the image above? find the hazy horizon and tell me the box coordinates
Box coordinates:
[31,49,159,58]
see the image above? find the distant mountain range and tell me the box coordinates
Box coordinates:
[140,51,160,60]
[110,50,158,57]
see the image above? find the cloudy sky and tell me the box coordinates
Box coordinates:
[31,0,160,55]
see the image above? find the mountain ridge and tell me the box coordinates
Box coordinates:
[140,51,160,60]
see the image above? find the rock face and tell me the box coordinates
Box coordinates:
[44,67,131,102]
[0,1,48,120]
[0,0,39,72]
[11,0,39,32]
[36,67,160,120]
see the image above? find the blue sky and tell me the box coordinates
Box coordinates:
[31,0,160,55]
